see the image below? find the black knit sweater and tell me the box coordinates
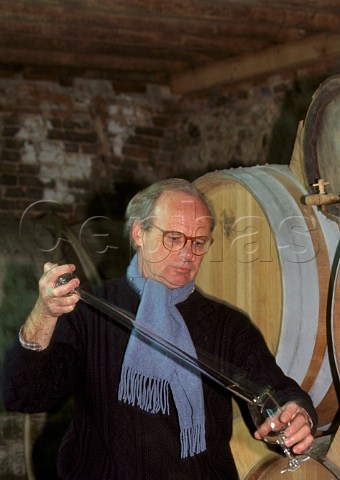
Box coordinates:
[1,277,317,479]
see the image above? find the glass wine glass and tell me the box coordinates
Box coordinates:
[248,389,311,473]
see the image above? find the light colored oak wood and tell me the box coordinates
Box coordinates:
[289,121,308,190]
[195,171,282,353]
[230,410,270,479]
[327,427,340,470]
[244,455,338,480]
[195,166,339,427]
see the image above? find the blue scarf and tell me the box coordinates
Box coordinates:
[118,254,206,458]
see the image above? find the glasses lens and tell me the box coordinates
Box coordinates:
[163,231,185,251]
[162,231,211,255]
[192,237,211,255]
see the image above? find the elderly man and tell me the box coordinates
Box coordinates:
[1,178,316,479]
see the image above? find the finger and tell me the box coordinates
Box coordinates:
[50,293,81,313]
[294,439,315,455]
[42,263,76,281]
[282,406,312,438]
[38,289,81,317]
[280,402,298,424]
[40,264,77,291]
[38,266,79,314]
[290,433,315,454]
[54,276,80,297]
[43,262,59,274]
[254,417,275,439]
[53,270,81,297]
[283,415,313,453]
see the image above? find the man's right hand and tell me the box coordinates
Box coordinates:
[20,262,81,350]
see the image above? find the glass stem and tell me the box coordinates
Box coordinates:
[278,435,299,466]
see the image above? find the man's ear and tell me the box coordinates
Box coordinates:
[131,220,143,247]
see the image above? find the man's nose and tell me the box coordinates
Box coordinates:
[179,239,195,259]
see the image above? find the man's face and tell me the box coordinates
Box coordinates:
[132,191,212,289]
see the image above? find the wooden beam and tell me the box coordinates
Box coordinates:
[171,33,340,95]
[0,19,268,58]
[73,0,340,32]
[0,46,185,72]
[1,1,337,47]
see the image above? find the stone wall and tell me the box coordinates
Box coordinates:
[0,73,325,224]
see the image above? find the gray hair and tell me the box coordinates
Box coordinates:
[124,178,215,249]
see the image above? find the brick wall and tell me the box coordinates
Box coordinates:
[0,72,326,224]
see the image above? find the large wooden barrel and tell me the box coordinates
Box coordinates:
[243,454,338,480]
[302,74,340,223]
[330,250,340,383]
[195,165,340,428]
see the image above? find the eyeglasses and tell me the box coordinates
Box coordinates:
[149,224,213,256]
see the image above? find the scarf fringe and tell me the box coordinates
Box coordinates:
[118,365,170,414]
[180,424,206,458]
